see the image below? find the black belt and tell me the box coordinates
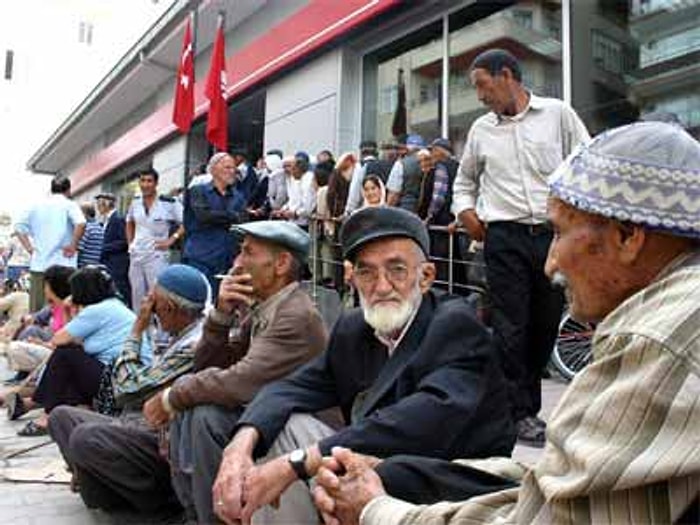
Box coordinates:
[489,221,552,236]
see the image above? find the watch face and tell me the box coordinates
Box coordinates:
[290,449,305,462]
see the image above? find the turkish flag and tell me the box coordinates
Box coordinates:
[205,21,228,151]
[172,18,194,133]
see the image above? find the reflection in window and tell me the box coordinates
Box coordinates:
[592,30,624,74]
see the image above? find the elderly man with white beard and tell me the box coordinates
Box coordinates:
[211,206,515,525]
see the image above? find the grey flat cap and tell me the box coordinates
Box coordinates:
[339,206,430,261]
[95,193,116,201]
[231,220,310,261]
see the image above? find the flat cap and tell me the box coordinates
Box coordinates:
[339,206,430,261]
[231,220,310,261]
[95,193,116,201]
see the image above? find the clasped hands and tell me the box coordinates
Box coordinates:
[212,445,386,525]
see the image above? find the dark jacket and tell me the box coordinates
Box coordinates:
[100,211,130,305]
[237,291,515,460]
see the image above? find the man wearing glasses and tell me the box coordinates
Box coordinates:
[211,206,514,525]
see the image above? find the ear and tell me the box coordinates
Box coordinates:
[419,262,436,293]
[274,251,291,278]
[615,223,646,265]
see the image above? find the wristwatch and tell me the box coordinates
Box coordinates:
[288,448,310,481]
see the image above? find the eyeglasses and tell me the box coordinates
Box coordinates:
[353,262,412,286]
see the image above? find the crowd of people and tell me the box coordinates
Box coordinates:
[0,47,698,524]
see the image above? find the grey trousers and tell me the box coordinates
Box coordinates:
[48,405,179,514]
[170,406,335,525]
[128,253,168,311]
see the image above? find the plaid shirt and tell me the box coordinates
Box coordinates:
[427,162,450,222]
[112,318,204,406]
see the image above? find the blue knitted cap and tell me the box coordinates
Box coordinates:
[156,264,208,307]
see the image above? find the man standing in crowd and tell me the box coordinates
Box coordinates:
[232,148,259,204]
[14,175,86,311]
[143,221,327,523]
[313,120,700,525]
[126,168,184,311]
[273,151,316,230]
[386,134,426,213]
[183,152,247,295]
[48,264,209,518]
[452,49,589,446]
[96,193,131,307]
[77,204,104,268]
[212,207,513,525]
[265,151,288,214]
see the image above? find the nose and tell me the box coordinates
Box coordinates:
[373,269,394,295]
[544,240,558,279]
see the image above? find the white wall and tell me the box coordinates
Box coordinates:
[264,50,341,156]
[152,135,187,194]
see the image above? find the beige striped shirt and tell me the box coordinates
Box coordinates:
[362,250,700,524]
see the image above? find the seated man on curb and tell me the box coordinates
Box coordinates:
[143,220,328,523]
[313,122,700,525]
[212,206,514,525]
[48,264,209,517]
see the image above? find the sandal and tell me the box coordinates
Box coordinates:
[17,420,49,437]
[6,392,27,421]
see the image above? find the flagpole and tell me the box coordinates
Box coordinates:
[183,8,197,186]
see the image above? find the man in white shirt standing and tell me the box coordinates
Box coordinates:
[452,49,589,447]
[273,151,316,230]
[14,175,86,311]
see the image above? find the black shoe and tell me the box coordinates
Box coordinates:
[6,392,27,421]
[516,416,546,448]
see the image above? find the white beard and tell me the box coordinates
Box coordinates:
[360,282,422,336]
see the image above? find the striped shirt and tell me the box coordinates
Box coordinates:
[78,220,104,267]
[362,250,700,525]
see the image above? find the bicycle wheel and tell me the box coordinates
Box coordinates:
[551,312,595,381]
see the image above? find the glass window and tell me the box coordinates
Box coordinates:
[572,1,700,138]
[362,20,443,146]
[4,50,13,81]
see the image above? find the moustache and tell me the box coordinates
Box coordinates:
[550,271,568,289]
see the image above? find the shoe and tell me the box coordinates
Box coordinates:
[6,392,27,421]
[516,416,546,448]
[17,420,49,437]
[3,371,29,386]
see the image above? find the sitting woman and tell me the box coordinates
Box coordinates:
[13,266,151,436]
[4,265,75,385]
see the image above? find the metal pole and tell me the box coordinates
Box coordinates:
[448,227,454,295]
[562,0,572,105]
[441,14,449,138]
[183,8,197,185]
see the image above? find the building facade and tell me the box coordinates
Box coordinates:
[27,0,700,204]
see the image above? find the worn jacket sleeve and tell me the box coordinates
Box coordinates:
[318,303,499,458]
[233,317,351,458]
[169,297,327,411]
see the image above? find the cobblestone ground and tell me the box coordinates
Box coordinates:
[0,361,567,524]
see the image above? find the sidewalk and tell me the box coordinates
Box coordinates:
[0,360,568,524]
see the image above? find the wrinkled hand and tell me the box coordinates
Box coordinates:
[458,209,486,243]
[240,456,296,523]
[132,293,155,336]
[217,269,255,314]
[213,449,255,525]
[313,447,386,525]
[142,391,171,428]
[62,244,77,257]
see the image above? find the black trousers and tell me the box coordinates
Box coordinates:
[484,222,564,421]
[48,405,180,515]
[377,455,518,504]
[33,344,105,412]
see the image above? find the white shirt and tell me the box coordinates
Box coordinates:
[283,171,316,227]
[14,193,86,271]
[452,93,590,224]
[126,196,183,259]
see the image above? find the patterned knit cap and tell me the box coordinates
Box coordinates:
[549,121,700,239]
